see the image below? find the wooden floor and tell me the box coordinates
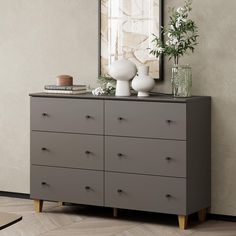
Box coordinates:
[0,197,235,236]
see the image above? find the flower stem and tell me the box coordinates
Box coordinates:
[174,56,179,66]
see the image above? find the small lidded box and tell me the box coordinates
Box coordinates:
[57,75,73,86]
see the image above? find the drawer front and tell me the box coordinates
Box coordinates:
[105,101,186,139]
[105,172,186,215]
[31,132,103,170]
[31,166,103,206]
[105,136,186,177]
[31,97,103,134]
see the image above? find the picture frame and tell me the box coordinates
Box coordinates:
[100,0,164,80]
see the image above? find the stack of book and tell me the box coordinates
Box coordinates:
[44,85,87,94]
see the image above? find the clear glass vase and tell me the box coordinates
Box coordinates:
[171,65,192,97]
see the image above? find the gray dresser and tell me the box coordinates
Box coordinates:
[30,93,211,229]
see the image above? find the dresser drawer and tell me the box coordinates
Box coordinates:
[105,101,186,139]
[30,97,103,134]
[105,172,186,215]
[31,131,103,170]
[105,136,186,177]
[31,166,103,206]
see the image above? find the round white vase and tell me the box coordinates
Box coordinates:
[109,59,137,96]
[131,66,155,97]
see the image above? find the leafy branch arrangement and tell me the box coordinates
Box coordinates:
[150,0,198,65]
[92,75,116,96]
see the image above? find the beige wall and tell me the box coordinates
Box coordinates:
[0,0,99,193]
[0,0,236,216]
[155,0,236,216]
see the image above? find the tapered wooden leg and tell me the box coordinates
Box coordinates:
[34,200,43,213]
[113,208,118,217]
[178,215,188,230]
[198,208,207,222]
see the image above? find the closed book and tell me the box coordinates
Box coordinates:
[44,89,87,95]
[44,85,87,91]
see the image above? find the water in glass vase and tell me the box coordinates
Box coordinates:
[171,65,192,97]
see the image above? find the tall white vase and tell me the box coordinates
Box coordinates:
[109,59,137,96]
[131,66,155,97]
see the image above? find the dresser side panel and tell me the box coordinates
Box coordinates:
[186,98,211,214]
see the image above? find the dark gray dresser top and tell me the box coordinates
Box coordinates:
[29,92,211,103]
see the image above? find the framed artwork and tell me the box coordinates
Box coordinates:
[101,0,163,80]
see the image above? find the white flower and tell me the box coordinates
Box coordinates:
[106,82,115,89]
[166,40,171,46]
[174,43,180,49]
[157,46,164,53]
[177,16,183,21]
[176,21,181,28]
[176,16,187,26]
[177,7,184,14]
[170,25,175,31]
[171,37,179,45]
[92,87,105,96]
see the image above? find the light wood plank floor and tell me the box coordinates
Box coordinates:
[0,196,235,236]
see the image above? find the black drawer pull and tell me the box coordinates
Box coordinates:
[41,147,48,151]
[166,119,172,123]
[86,115,91,119]
[117,153,123,157]
[165,157,172,161]
[118,117,124,121]
[85,186,91,190]
[165,194,171,198]
[85,150,91,155]
[42,113,48,117]
[117,189,123,193]
[41,182,47,186]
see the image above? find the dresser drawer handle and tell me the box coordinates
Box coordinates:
[85,150,91,155]
[166,119,172,124]
[42,113,48,117]
[85,186,91,190]
[86,115,92,119]
[117,153,123,157]
[117,189,123,193]
[165,194,171,198]
[165,157,172,161]
[41,147,48,151]
[117,117,124,121]
[41,182,47,186]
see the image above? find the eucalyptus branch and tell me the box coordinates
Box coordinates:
[149,0,198,65]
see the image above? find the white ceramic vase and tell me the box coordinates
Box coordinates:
[131,66,155,97]
[109,59,137,96]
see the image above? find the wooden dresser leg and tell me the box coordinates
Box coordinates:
[113,208,118,217]
[178,215,188,230]
[198,208,207,222]
[34,200,43,213]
